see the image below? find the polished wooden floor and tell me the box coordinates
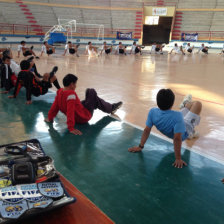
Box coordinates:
[8,49,224,163]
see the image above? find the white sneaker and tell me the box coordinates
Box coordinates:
[179,94,192,109]
[188,130,200,140]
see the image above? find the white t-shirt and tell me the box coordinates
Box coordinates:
[151,45,156,51]
[41,45,47,53]
[86,45,94,54]
[131,45,136,52]
[173,46,180,52]
[101,45,106,50]
[10,60,20,76]
[185,45,191,50]
[17,45,24,52]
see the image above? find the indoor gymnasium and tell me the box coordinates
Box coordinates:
[0,0,224,223]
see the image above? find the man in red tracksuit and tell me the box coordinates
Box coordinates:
[45,74,122,135]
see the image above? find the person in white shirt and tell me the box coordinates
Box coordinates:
[100,42,113,55]
[130,41,142,55]
[40,41,55,57]
[17,41,39,59]
[85,42,98,56]
[63,41,79,57]
[184,43,194,54]
[150,43,164,54]
[115,42,127,55]
[197,43,209,54]
[169,43,185,55]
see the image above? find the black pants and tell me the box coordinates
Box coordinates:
[81,88,112,114]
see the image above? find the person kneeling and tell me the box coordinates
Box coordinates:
[128,89,202,168]
[45,74,123,135]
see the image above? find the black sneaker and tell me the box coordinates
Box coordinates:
[111,102,123,114]
[49,66,58,78]
[30,46,34,50]
[35,56,40,59]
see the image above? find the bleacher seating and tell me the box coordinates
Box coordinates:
[1,0,224,40]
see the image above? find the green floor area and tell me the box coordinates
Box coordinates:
[0,92,224,224]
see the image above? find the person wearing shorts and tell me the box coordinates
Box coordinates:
[41,41,55,56]
[100,42,113,55]
[151,43,164,54]
[197,44,209,54]
[17,41,39,59]
[130,41,142,55]
[115,42,127,55]
[128,89,202,168]
[169,43,185,55]
[85,42,98,56]
[185,43,194,54]
[63,41,79,57]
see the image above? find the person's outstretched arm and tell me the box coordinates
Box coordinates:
[66,95,82,135]
[45,94,59,122]
[172,133,187,168]
[128,126,151,152]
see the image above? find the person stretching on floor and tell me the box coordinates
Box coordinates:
[100,42,113,55]
[40,41,56,57]
[185,43,194,54]
[128,89,202,168]
[9,60,60,104]
[130,41,142,55]
[63,41,80,57]
[115,42,127,55]
[197,44,209,54]
[169,43,185,55]
[17,41,39,59]
[45,74,123,135]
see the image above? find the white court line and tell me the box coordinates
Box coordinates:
[110,115,224,166]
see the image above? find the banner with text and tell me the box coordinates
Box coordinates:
[116,31,132,40]
[181,33,198,41]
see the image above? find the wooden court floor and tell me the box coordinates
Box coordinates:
[7,49,224,163]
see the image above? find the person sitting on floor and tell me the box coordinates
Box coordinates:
[8,60,60,105]
[17,41,39,59]
[169,43,185,55]
[63,41,80,57]
[185,43,194,54]
[0,55,17,94]
[100,42,113,55]
[128,89,202,168]
[85,42,98,56]
[197,43,209,54]
[151,43,164,54]
[45,74,123,135]
[130,41,142,55]
[115,42,127,55]
[40,41,56,57]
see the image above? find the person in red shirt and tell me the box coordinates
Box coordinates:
[45,74,122,135]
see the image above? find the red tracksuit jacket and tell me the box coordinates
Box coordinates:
[48,88,92,131]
